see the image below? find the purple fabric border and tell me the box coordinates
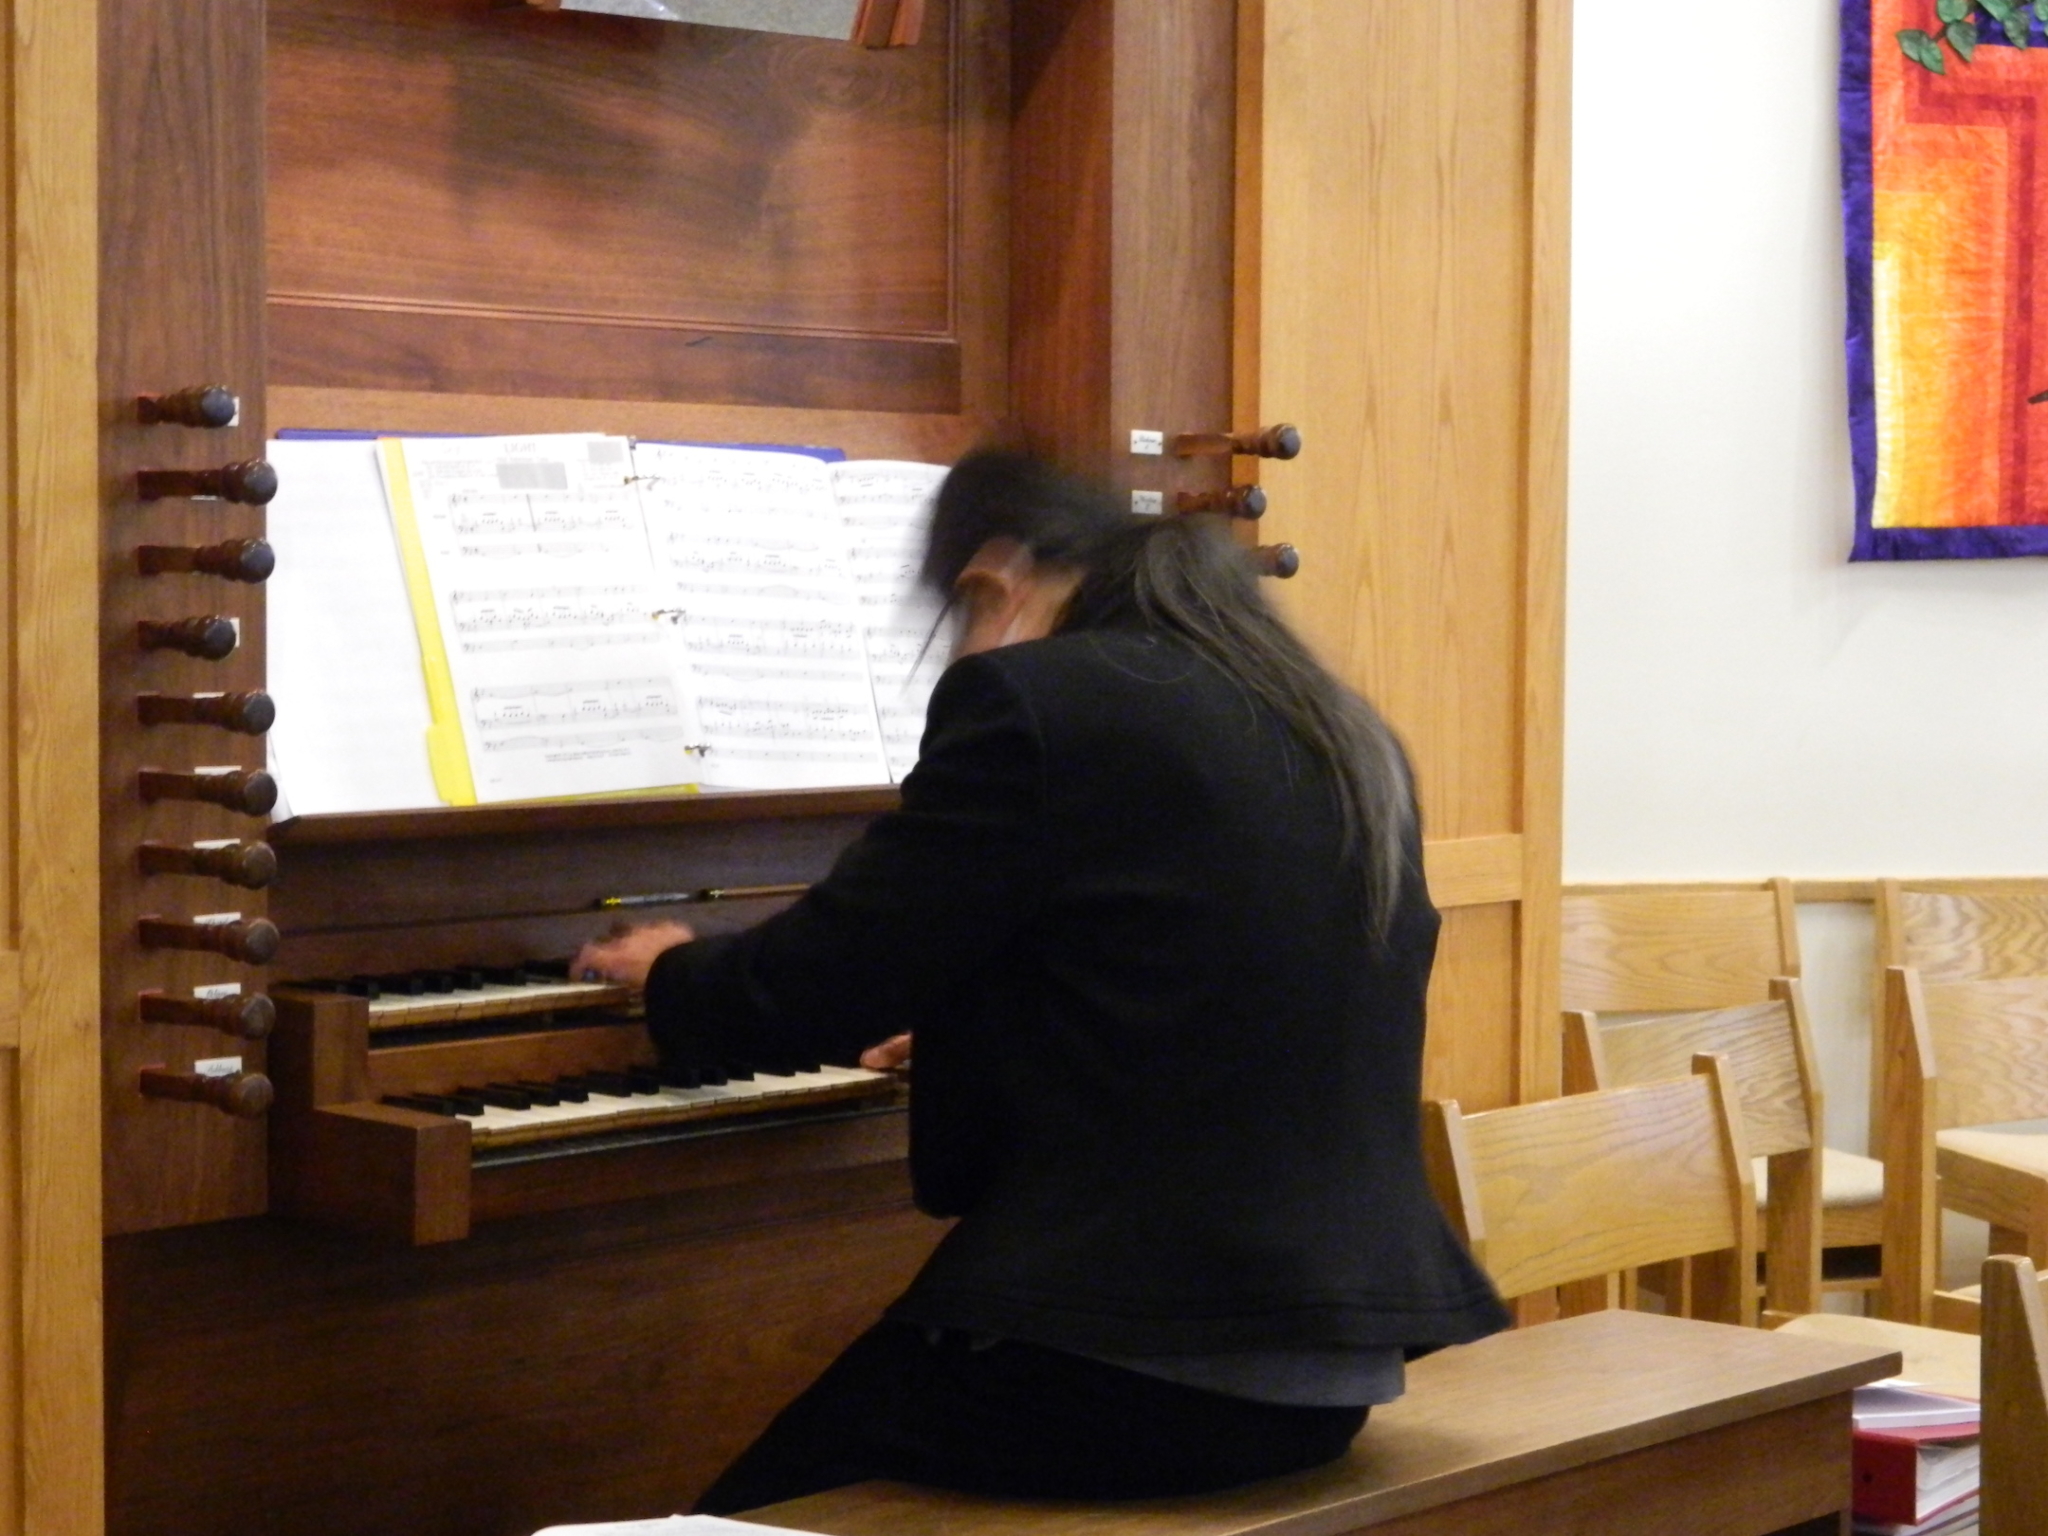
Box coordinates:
[1841,0,2048,559]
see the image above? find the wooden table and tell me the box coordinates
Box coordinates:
[743,1310,1900,1536]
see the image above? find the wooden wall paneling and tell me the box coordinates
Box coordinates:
[0,0,15,1504]
[267,0,1006,420]
[100,0,271,1234]
[14,0,106,1521]
[105,1177,946,1536]
[1423,906,1519,1110]
[1515,0,1571,1104]
[1248,0,1565,1110]
[1009,0,1235,502]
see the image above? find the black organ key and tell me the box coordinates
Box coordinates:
[503,1081,562,1106]
[345,976,382,999]
[626,1069,663,1094]
[695,1063,728,1086]
[451,969,487,991]
[658,1065,701,1090]
[419,972,457,994]
[722,1063,755,1081]
[524,958,571,981]
[540,1079,589,1103]
[482,966,529,987]
[457,1084,530,1110]
[377,973,426,997]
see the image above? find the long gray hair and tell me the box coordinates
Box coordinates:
[923,450,1418,941]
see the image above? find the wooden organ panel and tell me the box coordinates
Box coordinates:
[99,0,273,1236]
[99,1,1259,1532]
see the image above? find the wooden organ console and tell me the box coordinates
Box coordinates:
[96,2,1296,1532]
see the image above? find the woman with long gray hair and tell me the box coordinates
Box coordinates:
[577,449,1505,1513]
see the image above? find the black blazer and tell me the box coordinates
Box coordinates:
[646,628,1507,1358]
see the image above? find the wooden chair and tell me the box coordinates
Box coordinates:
[1983,1254,2048,1536]
[1562,882,1887,1293]
[1878,966,2048,1323]
[1424,1056,1758,1326]
[1564,979,1822,1320]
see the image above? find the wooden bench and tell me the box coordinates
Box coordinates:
[738,1310,1898,1536]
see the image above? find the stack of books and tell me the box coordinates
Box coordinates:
[1852,1383,1982,1536]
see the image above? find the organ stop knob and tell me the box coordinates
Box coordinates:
[1174,485,1267,519]
[1171,425,1302,460]
[137,690,274,735]
[138,1066,273,1118]
[138,915,281,965]
[137,991,277,1039]
[138,616,238,660]
[139,839,278,889]
[137,767,277,816]
[135,459,278,505]
[1253,544,1300,579]
[135,385,238,429]
[136,538,275,583]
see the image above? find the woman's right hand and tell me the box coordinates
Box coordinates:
[860,1033,913,1072]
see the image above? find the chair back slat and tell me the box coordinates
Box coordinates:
[1590,999,1813,1158]
[1440,1070,1752,1304]
[1926,977,2048,1130]
[1982,1255,2048,1536]
[1561,886,1794,1012]
[1886,884,2048,981]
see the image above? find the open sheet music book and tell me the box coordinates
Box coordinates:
[265,434,947,815]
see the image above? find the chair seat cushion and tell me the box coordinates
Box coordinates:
[1751,1147,1885,1210]
[1937,1127,2048,1176]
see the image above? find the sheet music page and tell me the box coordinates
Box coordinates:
[264,437,440,814]
[633,442,891,790]
[384,434,702,804]
[832,459,951,782]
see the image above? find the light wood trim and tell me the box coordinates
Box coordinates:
[11,0,104,1526]
[1230,0,1264,457]
[1983,1255,2048,1536]
[1424,834,1524,910]
[0,953,20,1047]
[1516,0,1571,1109]
[1790,878,1875,904]
[1566,878,1880,905]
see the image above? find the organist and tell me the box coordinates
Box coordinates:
[575,451,1507,1513]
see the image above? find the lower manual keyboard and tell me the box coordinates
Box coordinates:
[388,1064,896,1149]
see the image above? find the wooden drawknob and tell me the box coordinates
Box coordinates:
[138,615,238,660]
[1252,544,1300,579]
[137,991,277,1039]
[136,537,275,583]
[1170,425,1302,461]
[135,459,279,505]
[137,915,281,965]
[135,385,238,429]
[137,767,277,816]
[139,839,278,888]
[137,690,274,734]
[1174,485,1267,519]
[139,1066,273,1118]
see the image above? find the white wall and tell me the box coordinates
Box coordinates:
[1567,0,2048,1197]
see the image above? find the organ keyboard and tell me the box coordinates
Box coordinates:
[260,835,909,1247]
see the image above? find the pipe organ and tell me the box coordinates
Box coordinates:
[96,1,1288,1531]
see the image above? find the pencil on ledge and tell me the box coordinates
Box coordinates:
[594,884,811,910]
